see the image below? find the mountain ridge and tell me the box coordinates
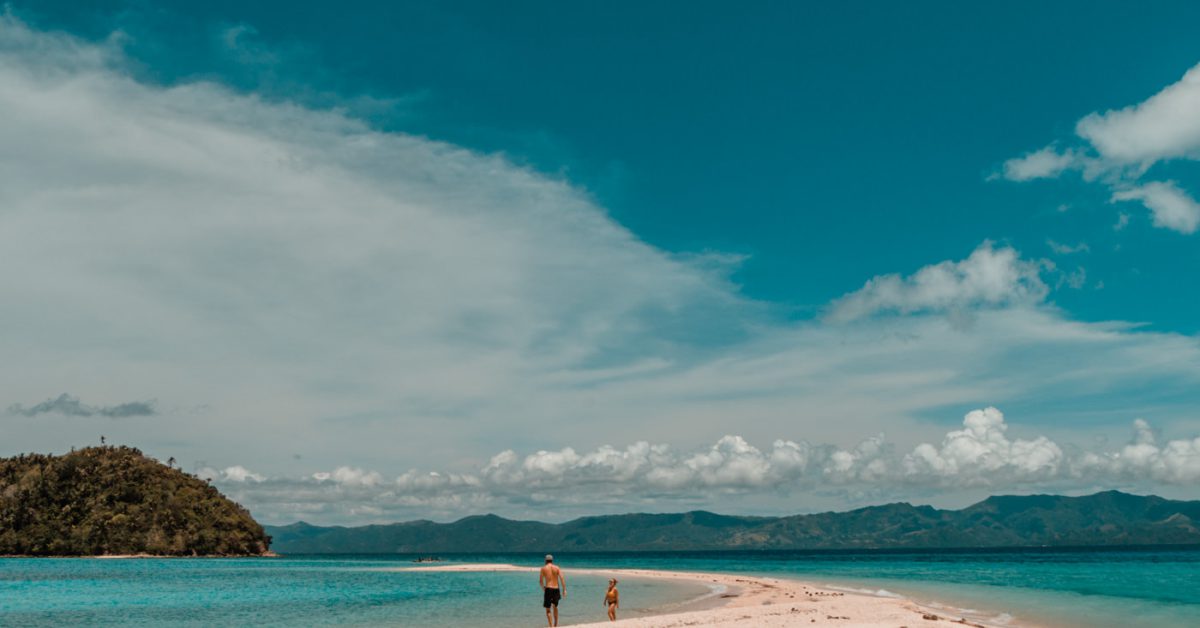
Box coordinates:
[266,490,1200,554]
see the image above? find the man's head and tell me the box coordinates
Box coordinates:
[545,554,554,563]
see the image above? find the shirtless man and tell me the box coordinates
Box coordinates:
[539,554,566,627]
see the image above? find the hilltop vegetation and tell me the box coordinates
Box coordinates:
[268,491,1200,553]
[0,446,271,556]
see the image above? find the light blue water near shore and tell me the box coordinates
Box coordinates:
[2,547,1198,627]
[0,557,707,627]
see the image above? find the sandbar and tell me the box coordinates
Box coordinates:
[403,563,1033,627]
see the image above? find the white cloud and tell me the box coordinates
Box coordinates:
[474,437,813,492]
[313,467,384,487]
[2,18,1200,525]
[825,242,1048,323]
[999,146,1080,181]
[1046,239,1090,255]
[1075,64,1200,167]
[901,407,1063,486]
[212,407,1200,523]
[221,465,266,482]
[1001,62,1200,233]
[395,470,481,492]
[1111,181,1200,234]
[1077,419,1200,485]
[0,16,752,467]
[196,465,265,483]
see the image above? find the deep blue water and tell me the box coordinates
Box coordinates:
[2,547,1198,627]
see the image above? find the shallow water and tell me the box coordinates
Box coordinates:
[0,556,707,627]
[2,547,1198,627]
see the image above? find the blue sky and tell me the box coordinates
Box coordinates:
[3,2,1200,523]
[20,0,1200,329]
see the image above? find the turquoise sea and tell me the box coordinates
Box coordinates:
[2,547,1198,627]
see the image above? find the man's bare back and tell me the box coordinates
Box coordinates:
[540,563,562,588]
[539,555,565,627]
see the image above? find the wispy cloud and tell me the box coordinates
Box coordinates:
[8,393,156,418]
[998,146,1081,182]
[1046,239,1090,255]
[1,18,1198,522]
[1111,181,1200,235]
[998,62,1200,234]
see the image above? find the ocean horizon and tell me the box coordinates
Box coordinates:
[3,546,1197,627]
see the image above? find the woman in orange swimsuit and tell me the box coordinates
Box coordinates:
[604,578,619,621]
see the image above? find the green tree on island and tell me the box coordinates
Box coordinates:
[0,446,271,556]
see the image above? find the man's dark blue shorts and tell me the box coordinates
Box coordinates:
[543,587,561,608]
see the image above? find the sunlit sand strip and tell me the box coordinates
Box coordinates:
[401,563,1035,627]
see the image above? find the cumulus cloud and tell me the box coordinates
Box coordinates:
[197,464,266,483]
[1119,420,1200,483]
[7,393,156,418]
[1111,181,1200,234]
[479,436,815,493]
[313,467,384,487]
[825,242,1048,323]
[1000,61,1200,234]
[210,407,1200,523]
[902,408,1063,486]
[1076,419,1200,485]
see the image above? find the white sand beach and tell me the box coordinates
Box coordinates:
[405,564,1027,627]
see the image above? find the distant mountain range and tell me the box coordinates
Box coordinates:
[266,490,1200,554]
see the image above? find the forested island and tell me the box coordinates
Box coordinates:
[268,491,1200,553]
[0,446,271,556]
